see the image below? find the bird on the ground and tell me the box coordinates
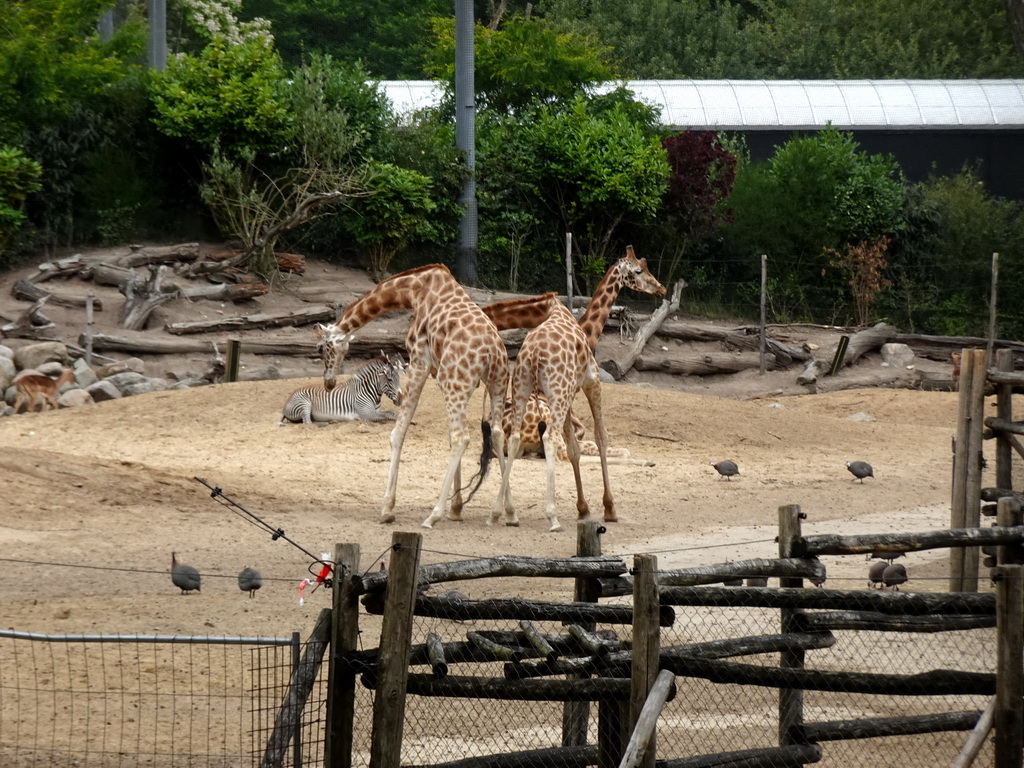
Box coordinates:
[867,559,889,589]
[882,563,908,591]
[722,576,743,586]
[171,551,201,595]
[745,576,768,587]
[710,460,740,480]
[238,566,263,598]
[846,461,874,482]
[865,551,905,564]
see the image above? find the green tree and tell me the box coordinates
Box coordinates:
[0,146,42,260]
[426,15,615,113]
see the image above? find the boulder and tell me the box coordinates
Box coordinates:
[96,357,146,377]
[72,358,98,388]
[881,343,915,369]
[37,361,69,377]
[103,371,155,397]
[13,341,68,371]
[58,388,94,408]
[87,380,122,403]
[0,344,13,360]
[3,384,14,406]
[0,355,15,390]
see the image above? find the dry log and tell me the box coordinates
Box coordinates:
[404,744,597,768]
[276,252,305,274]
[0,296,56,339]
[657,557,825,587]
[13,279,102,310]
[794,610,996,633]
[805,710,984,742]
[655,320,811,364]
[801,525,1024,558]
[377,595,676,627]
[82,331,410,359]
[660,654,994,696]
[360,555,627,594]
[660,744,821,768]
[425,632,448,677]
[797,322,897,385]
[180,282,269,302]
[120,265,180,330]
[519,620,558,663]
[600,278,685,380]
[633,350,776,376]
[981,488,1024,504]
[87,262,132,287]
[815,369,917,393]
[395,673,633,701]
[114,242,201,268]
[895,332,1024,363]
[657,585,994,616]
[165,305,335,335]
[29,254,85,283]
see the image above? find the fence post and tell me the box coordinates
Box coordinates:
[994,348,1014,492]
[326,543,360,768]
[292,631,303,768]
[368,532,421,768]
[563,521,603,746]
[951,348,987,592]
[630,553,660,768]
[225,338,242,382]
[994,563,1023,768]
[777,505,805,747]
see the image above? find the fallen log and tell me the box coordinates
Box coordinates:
[165,305,335,334]
[797,322,896,385]
[805,710,984,742]
[657,557,825,588]
[87,262,132,288]
[801,525,1024,558]
[13,279,103,310]
[120,265,179,330]
[795,610,996,633]
[29,254,85,283]
[82,331,406,358]
[114,242,201,268]
[655,320,811,365]
[600,278,685,380]
[896,332,1024,364]
[633,350,776,377]
[179,281,270,302]
[660,744,821,768]
[394,673,633,701]
[0,296,55,339]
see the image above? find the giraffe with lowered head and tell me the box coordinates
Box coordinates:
[317,265,552,528]
[491,245,666,531]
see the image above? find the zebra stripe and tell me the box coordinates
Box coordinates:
[280,355,404,425]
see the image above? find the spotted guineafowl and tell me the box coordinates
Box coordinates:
[238,566,263,598]
[710,460,740,480]
[171,551,201,595]
[882,563,908,591]
[846,461,874,483]
[867,559,888,589]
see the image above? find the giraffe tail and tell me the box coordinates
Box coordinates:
[459,420,493,505]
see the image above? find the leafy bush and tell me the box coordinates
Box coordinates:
[0,145,42,262]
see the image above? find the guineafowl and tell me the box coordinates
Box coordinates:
[710,460,740,480]
[745,576,768,588]
[238,566,263,598]
[867,559,889,589]
[846,461,874,483]
[882,563,908,591]
[865,551,904,564]
[171,551,201,595]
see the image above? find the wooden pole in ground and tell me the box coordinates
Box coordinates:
[618,669,675,768]
[225,338,241,382]
[325,543,360,768]
[369,532,422,768]
[759,254,767,376]
[629,553,660,768]
[995,348,1014,492]
[564,521,603,746]
[994,563,1023,768]
[566,233,574,311]
[987,253,999,369]
[777,505,805,747]
[951,349,987,592]
[84,291,95,366]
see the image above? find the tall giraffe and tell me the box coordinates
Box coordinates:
[491,246,666,531]
[317,265,547,528]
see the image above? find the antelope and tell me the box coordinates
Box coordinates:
[13,367,75,413]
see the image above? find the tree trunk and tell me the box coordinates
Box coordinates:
[119,265,180,331]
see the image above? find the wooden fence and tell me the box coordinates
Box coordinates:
[256,503,1024,768]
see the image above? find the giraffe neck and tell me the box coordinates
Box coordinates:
[577,267,624,350]
[482,292,558,331]
[334,266,439,334]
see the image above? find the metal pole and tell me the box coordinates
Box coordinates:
[453,0,477,285]
[291,630,302,768]
[98,7,114,41]
[84,292,95,367]
[759,254,767,375]
[147,0,167,70]
[565,233,574,312]
[987,252,999,370]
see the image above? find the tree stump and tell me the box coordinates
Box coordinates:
[119,265,180,331]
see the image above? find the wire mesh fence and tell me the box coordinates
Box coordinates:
[0,629,330,768]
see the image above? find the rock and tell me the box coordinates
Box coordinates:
[881,343,915,369]
[13,341,69,371]
[86,380,122,402]
[58,388,94,408]
[103,371,154,397]
[0,344,13,360]
[0,403,11,417]
[0,355,15,390]
[96,357,146,377]
[72,358,98,388]
[847,412,877,422]
[37,361,67,377]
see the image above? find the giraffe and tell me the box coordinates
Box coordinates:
[317,265,545,528]
[491,246,666,532]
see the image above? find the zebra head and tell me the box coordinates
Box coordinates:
[317,324,352,391]
[381,355,405,406]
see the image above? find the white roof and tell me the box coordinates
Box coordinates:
[379,79,1024,130]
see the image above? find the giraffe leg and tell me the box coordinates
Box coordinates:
[422,385,473,529]
[582,376,615,523]
[484,389,516,522]
[562,410,591,520]
[380,363,429,524]
[540,425,563,533]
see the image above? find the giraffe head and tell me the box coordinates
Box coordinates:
[317,323,353,391]
[615,245,667,297]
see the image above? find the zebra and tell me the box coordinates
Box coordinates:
[279,354,404,425]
